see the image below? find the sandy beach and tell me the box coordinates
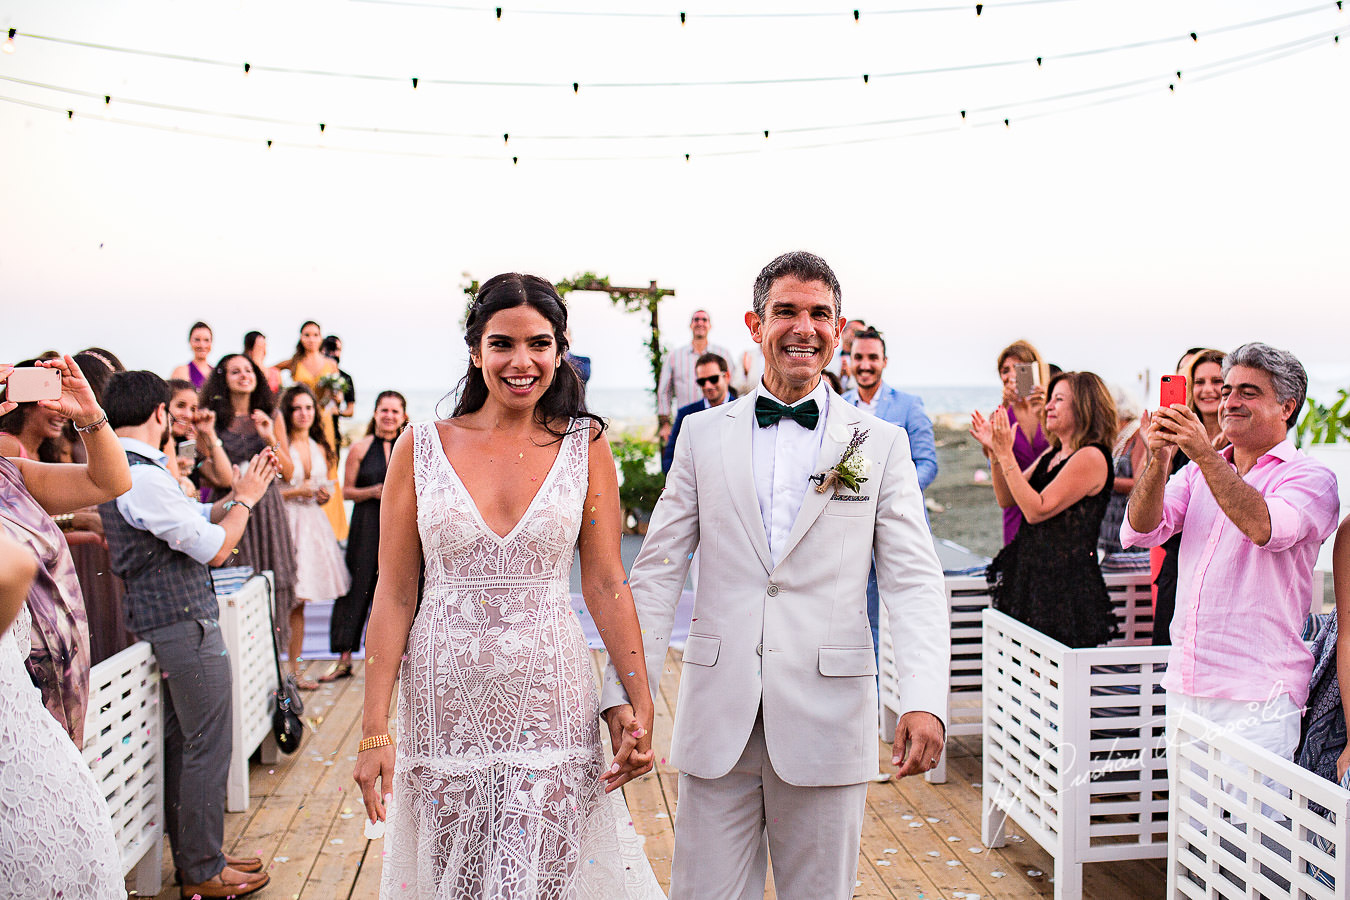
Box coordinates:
[925,422,1002,562]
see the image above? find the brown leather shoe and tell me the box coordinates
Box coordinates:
[224,852,264,873]
[174,853,264,884]
[180,867,269,898]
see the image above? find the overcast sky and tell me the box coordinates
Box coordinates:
[2,0,1346,410]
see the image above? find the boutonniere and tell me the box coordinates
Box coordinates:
[811,426,872,494]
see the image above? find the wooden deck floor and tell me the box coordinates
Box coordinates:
[137,650,1167,899]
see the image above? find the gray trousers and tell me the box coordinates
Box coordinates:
[670,712,868,900]
[141,618,232,884]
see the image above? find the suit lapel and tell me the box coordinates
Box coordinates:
[721,399,773,573]
[773,394,862,570]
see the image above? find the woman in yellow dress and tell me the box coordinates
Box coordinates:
[277,321,349,540]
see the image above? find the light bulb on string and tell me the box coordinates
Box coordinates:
[3,28,15,53]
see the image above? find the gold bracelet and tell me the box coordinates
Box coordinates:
[358,734,392,753]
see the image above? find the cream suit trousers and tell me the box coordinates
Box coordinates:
[670,711,867,900]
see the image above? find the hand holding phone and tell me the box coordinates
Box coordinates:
[1014,363,1038,400]
[0,367,62,404]
[1160,375,1188,410]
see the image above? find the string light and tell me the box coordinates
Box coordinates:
[0,25,1336,163]
[1,26,1337,149]
[5,4,1332,91]
[350,0,1084,18]
[3,28,15,54]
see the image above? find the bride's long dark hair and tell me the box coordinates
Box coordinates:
[450,273,605,442]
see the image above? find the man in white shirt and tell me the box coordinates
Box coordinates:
[656,309,734,446]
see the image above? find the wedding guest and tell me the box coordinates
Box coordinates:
[244,330,282,394]
[321,334,356,442]
[1098,385,1150,573]
[79,347,125,375]
[1152,347,1226,646]
[0,357,131,749]
[323,390,407,682]
[200,354,302,653]
[1334,514,1350,780]
[169,321,214,389]
[0,359,68,462]
[279,322,348,540]
[662,353,736,473]
[279,385,351,690]
[1125,343,1338,769]
[167,379,232,493]
[565,328,592,386]
[844,326,938,670]
[656,309,734,447]
[986,339,1051,545]
[99,370,274,898]
[0,530,124,898]
[974,370,1119,647]
[827,318,867,393]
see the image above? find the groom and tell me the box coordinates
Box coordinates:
[602,251,949,899]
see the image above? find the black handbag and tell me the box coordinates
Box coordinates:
[261,576,305,755]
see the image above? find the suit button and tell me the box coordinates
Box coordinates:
[756,643,764,656]
[766,584,780,597]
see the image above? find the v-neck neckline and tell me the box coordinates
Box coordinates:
[432,422,571,544]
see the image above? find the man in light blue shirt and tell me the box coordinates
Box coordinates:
[98,370,276,898]
[843,327,939,670]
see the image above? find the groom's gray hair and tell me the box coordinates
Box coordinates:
[752,251,842,321]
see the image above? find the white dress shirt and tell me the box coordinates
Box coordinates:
[751,379,830,568]
[115,437,225,565]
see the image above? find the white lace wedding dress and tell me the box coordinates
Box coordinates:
[0,603,123,897]
[380,421,664,899]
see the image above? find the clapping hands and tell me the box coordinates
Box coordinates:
[969,406,1014,462]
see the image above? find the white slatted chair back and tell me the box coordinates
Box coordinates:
[83,641,163,895]
[1169,709,1350,899]
[982,608,1170,899]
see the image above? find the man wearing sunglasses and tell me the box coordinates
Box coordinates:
[662,352,736,473]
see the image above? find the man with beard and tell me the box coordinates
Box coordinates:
[99,370,278,898]
[843,326,938,672]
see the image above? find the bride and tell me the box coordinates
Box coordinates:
[354,273,664,898]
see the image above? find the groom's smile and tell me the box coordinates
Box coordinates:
[746,273,844,404]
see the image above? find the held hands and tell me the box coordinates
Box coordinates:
[313,481,332,505]
[892,711,945,779]
[601,703,655,793]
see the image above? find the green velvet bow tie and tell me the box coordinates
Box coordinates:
[755,396,820,430]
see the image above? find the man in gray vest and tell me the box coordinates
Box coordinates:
[99,370,277,899]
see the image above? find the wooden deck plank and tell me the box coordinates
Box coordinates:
[137,649,1170,899]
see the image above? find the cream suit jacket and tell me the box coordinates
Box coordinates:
[602,390,949,786]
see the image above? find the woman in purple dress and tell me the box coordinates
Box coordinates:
[979,340,1051,545]
[169,321,214,389]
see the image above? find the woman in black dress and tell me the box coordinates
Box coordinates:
[320,391,408,681]
[973,371,1119,647]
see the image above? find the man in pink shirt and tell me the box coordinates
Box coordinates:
[1124,342,1340,763]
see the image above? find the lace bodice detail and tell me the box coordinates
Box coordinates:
[1,605,123,897]
[381,421,662,899]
